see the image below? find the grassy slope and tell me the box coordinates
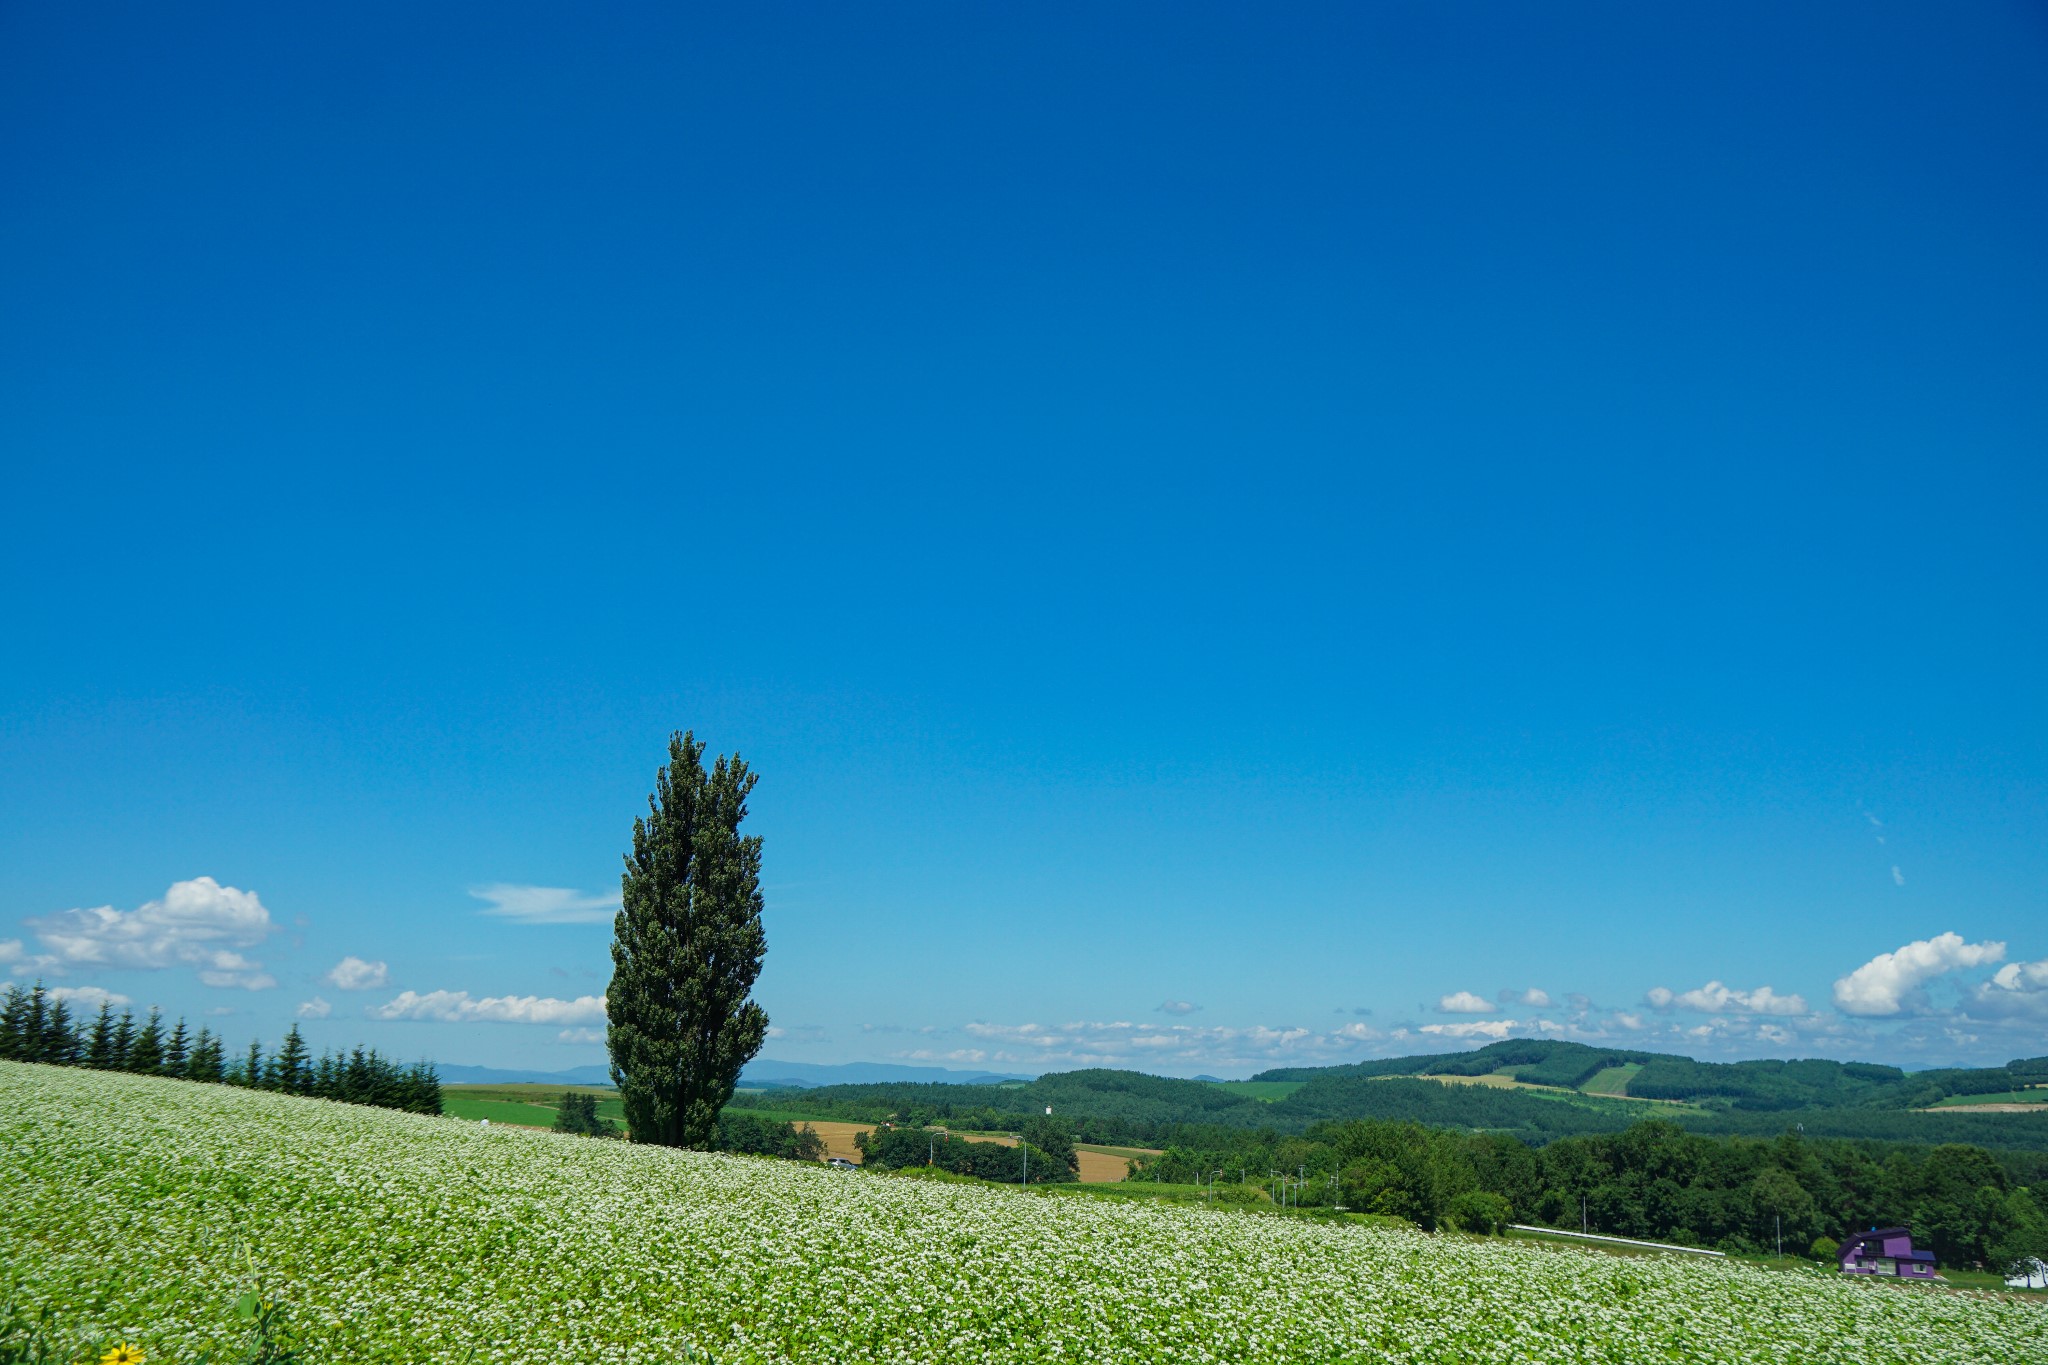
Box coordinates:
[1210,1080,1304,1101]
[9,1061,2044,1365]
[1581,1063,1643,1096]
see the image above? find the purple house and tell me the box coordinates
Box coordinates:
[1838,1227,1939,1280]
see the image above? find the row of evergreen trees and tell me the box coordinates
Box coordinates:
[0,982,442,1115]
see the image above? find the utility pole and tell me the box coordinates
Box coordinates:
[1581,1196,1588,1235]
[1776,1214,1782,1259]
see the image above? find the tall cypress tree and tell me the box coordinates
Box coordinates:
[607,731,770,1148]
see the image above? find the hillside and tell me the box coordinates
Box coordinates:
[7,1060,2043,1364]
[1254,1040,2048,1113]
[744,1043,2048,1152]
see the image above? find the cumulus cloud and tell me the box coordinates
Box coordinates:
[325,956,390,991]
[1436,991,1499,1015]
[369,989,607,1024]
[1644,981,1808,1016]
[1832,932,2006,1016]
[47,985,131,1010]
[471,884,618,925]
[1973,957,2048,1018]
[557,1027,606,1044]
[1155,1000,1201,1015]
[954,1018,1381,1069]
[0,941,61,978]
[24,877,278,989]
[297,997,332,1019]
[1501,988,1551,1008]
[1420,1019,1518,1040]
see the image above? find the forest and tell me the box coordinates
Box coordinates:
[1130,1115,2048,1273]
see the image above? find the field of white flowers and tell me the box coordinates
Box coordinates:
[4,1061,2042,1364]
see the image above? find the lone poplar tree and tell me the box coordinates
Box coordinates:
[607,731,769,1148]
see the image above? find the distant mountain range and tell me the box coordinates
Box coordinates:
[432,1058,1035,1088]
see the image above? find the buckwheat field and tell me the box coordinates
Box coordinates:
[4,1062,2040,1364]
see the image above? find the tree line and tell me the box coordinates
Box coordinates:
[0,982,442,1115]
[1131,1115,2048,1273]
[856,1115,1078,1184]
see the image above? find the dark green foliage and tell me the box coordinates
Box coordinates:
[110,1012,135,1070]
[128,1008,164,1074]
[1256,1039,2048,1116]
[1129,1114,2048,1261]
[163,1017,190,1075]
[83,1002,115,1069]
[273,1025,311,1094]
[608,731,771,1149]
[711,1110,824,1159]
[553,1091,621,1138]
[858,1126,1072,1183]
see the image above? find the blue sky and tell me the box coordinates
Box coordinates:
[3,4,2044,1077]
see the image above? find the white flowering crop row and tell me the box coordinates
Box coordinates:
[4,1061,2040,1364]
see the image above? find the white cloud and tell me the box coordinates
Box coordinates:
[1892,866,1905,887]
[1973,957,2048,1018]
[1155,1000,1201,1015]
[470,884,618,925]
[325,956,390,991]
[1420,1019,1518,1041]
[557,1027,606,1044]
[25,877,278,988]
[1645,981,1808,1016]
[47,985,131,1010]
[1436,991,1499,1014]
[1833,932,2006,1016]
[1502,988,1551,1008]
[370,989,607,1024]
[297,997,332,1019]
[953,1018,1381,1069]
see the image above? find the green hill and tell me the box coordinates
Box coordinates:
[9,1060,2045,1363]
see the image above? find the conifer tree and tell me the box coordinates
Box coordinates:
[43,999,78,1066]
[242,1038,266,1088]
[163,1018,190,1075]
[188,1027,220,1081]
[111,1011,136,1070]
[22,985,50,1062]
[86,1002,116,1069]
[128,1008,165,1074]
[0,986,27,1064]
[274,1024,310,1094]
[0,984,29,1060]
[608,731,770,1148]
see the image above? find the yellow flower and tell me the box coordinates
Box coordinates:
[97,1347,144,1365]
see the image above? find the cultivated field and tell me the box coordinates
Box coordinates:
[6,1061,2041,1363]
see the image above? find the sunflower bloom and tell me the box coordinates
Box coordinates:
[98,1347,144,1365]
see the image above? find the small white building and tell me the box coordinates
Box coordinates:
[2007,1256,2048,1290]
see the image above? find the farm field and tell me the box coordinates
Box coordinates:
[1580,1063,1642,1096]
[1210,1080,1304,1101]
[441,1083,628,1128]
[8,1062,2044,1365]
[1927,1089,2048,1109]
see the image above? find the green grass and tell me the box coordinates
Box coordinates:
[1926,1089,2048,1108]
[439,1094,562,1126]
[720,1105,862,1128]
[1580,1064,1643,1097]
[14,1061,2047,1363]
[1210,1080,1303,1101]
